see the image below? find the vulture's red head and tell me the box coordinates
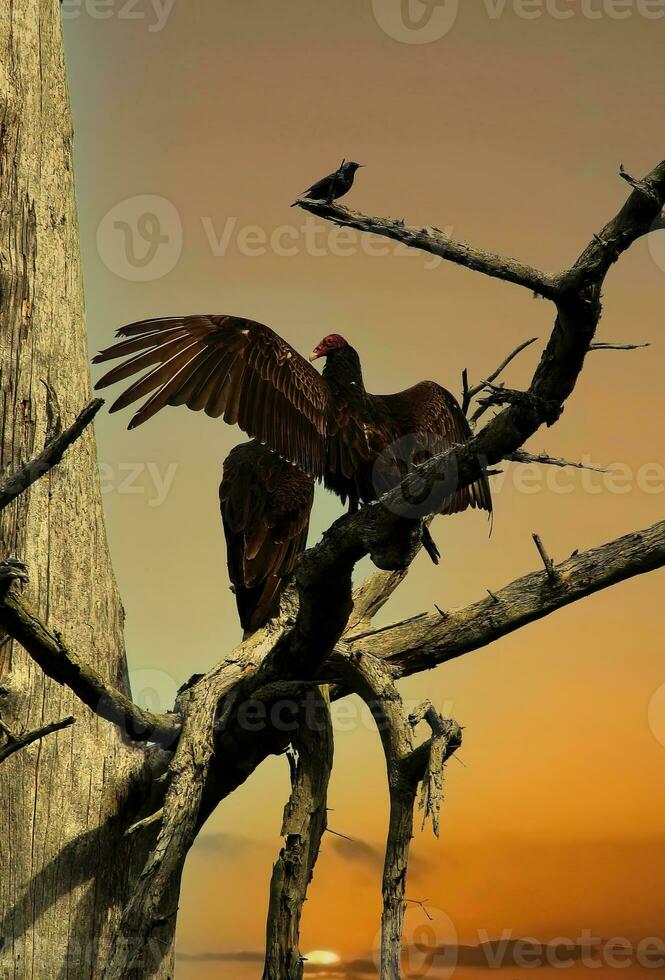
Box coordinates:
[309,334,349,362]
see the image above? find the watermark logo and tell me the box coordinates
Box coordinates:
[372,0,460,43]
[371,0,665,43]
[201,214,447,269]
[372,434,467,519]
[96,205,445,275]
[234,691,456,736]
[97,195,182,282]
[61,0,176,33]
[481,0,665,20]
[373,905,458,979]
[647,210,665,274]
[371,436,665,514]
[648,680,665,749]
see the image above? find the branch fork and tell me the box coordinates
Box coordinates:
[473,383,562,427]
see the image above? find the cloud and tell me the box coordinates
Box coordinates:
[329,835,429,879]
[302,963,375,979]
[177,950,264,963]
[178,939,658,977]
[303,963,375,979]
[175,950,376,977]
[328,836,383,869]
[190,831,259,858]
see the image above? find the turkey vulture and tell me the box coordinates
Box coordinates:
[93,314,491,599]
[220,440,314,635]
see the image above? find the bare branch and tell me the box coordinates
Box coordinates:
[0,398,103,511]
[404,898,434,921]
[297,161,665,304]
[532,533,559,583]
[618,163,661,204]
[590,341,651,351]
[351,520,665,675]
[507,449,609,473]
[0,714,75,765]
[346,569,411,635]
[556,160,665,292]
[295,199,558,298]
[462,337,538,415]
[126,809,164,837]
[0,566,180,748]
[472,382,562,424]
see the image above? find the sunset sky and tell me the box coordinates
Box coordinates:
[62,3,665,977]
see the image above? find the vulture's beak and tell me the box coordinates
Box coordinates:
[309,349,322,362]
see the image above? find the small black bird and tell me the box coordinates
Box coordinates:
[293,159,364,206]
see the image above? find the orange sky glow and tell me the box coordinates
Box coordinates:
[63,3,664,976]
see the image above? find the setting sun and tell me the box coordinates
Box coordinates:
[304,950,341,966]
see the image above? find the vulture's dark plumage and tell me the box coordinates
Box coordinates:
[220,440,314,635]
[94,315,491,628]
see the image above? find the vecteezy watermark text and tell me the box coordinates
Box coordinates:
[202,215,447,268]
[371,438,665,521]
[96,195,447,281]
[371,0,665,45]
[99,461,178,507]
[61,0,176,32]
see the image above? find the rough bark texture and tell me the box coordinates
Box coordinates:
[338,653,462,980]
[354,519,665,672]
[263,687,333,980]
[0,4,174,977]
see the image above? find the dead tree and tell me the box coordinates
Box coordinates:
[1,5,665,979]
[1,2,178,977]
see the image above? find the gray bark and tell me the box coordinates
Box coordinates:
[263,687,333,980]
[338,654,461,979]
[0,4,174,977]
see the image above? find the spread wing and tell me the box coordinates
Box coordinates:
[220,441,314,633]
[379,381,492,517]
[93,315,330,478]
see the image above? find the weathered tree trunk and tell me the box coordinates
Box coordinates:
[0,4,174,977]
[263,688,333,980]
